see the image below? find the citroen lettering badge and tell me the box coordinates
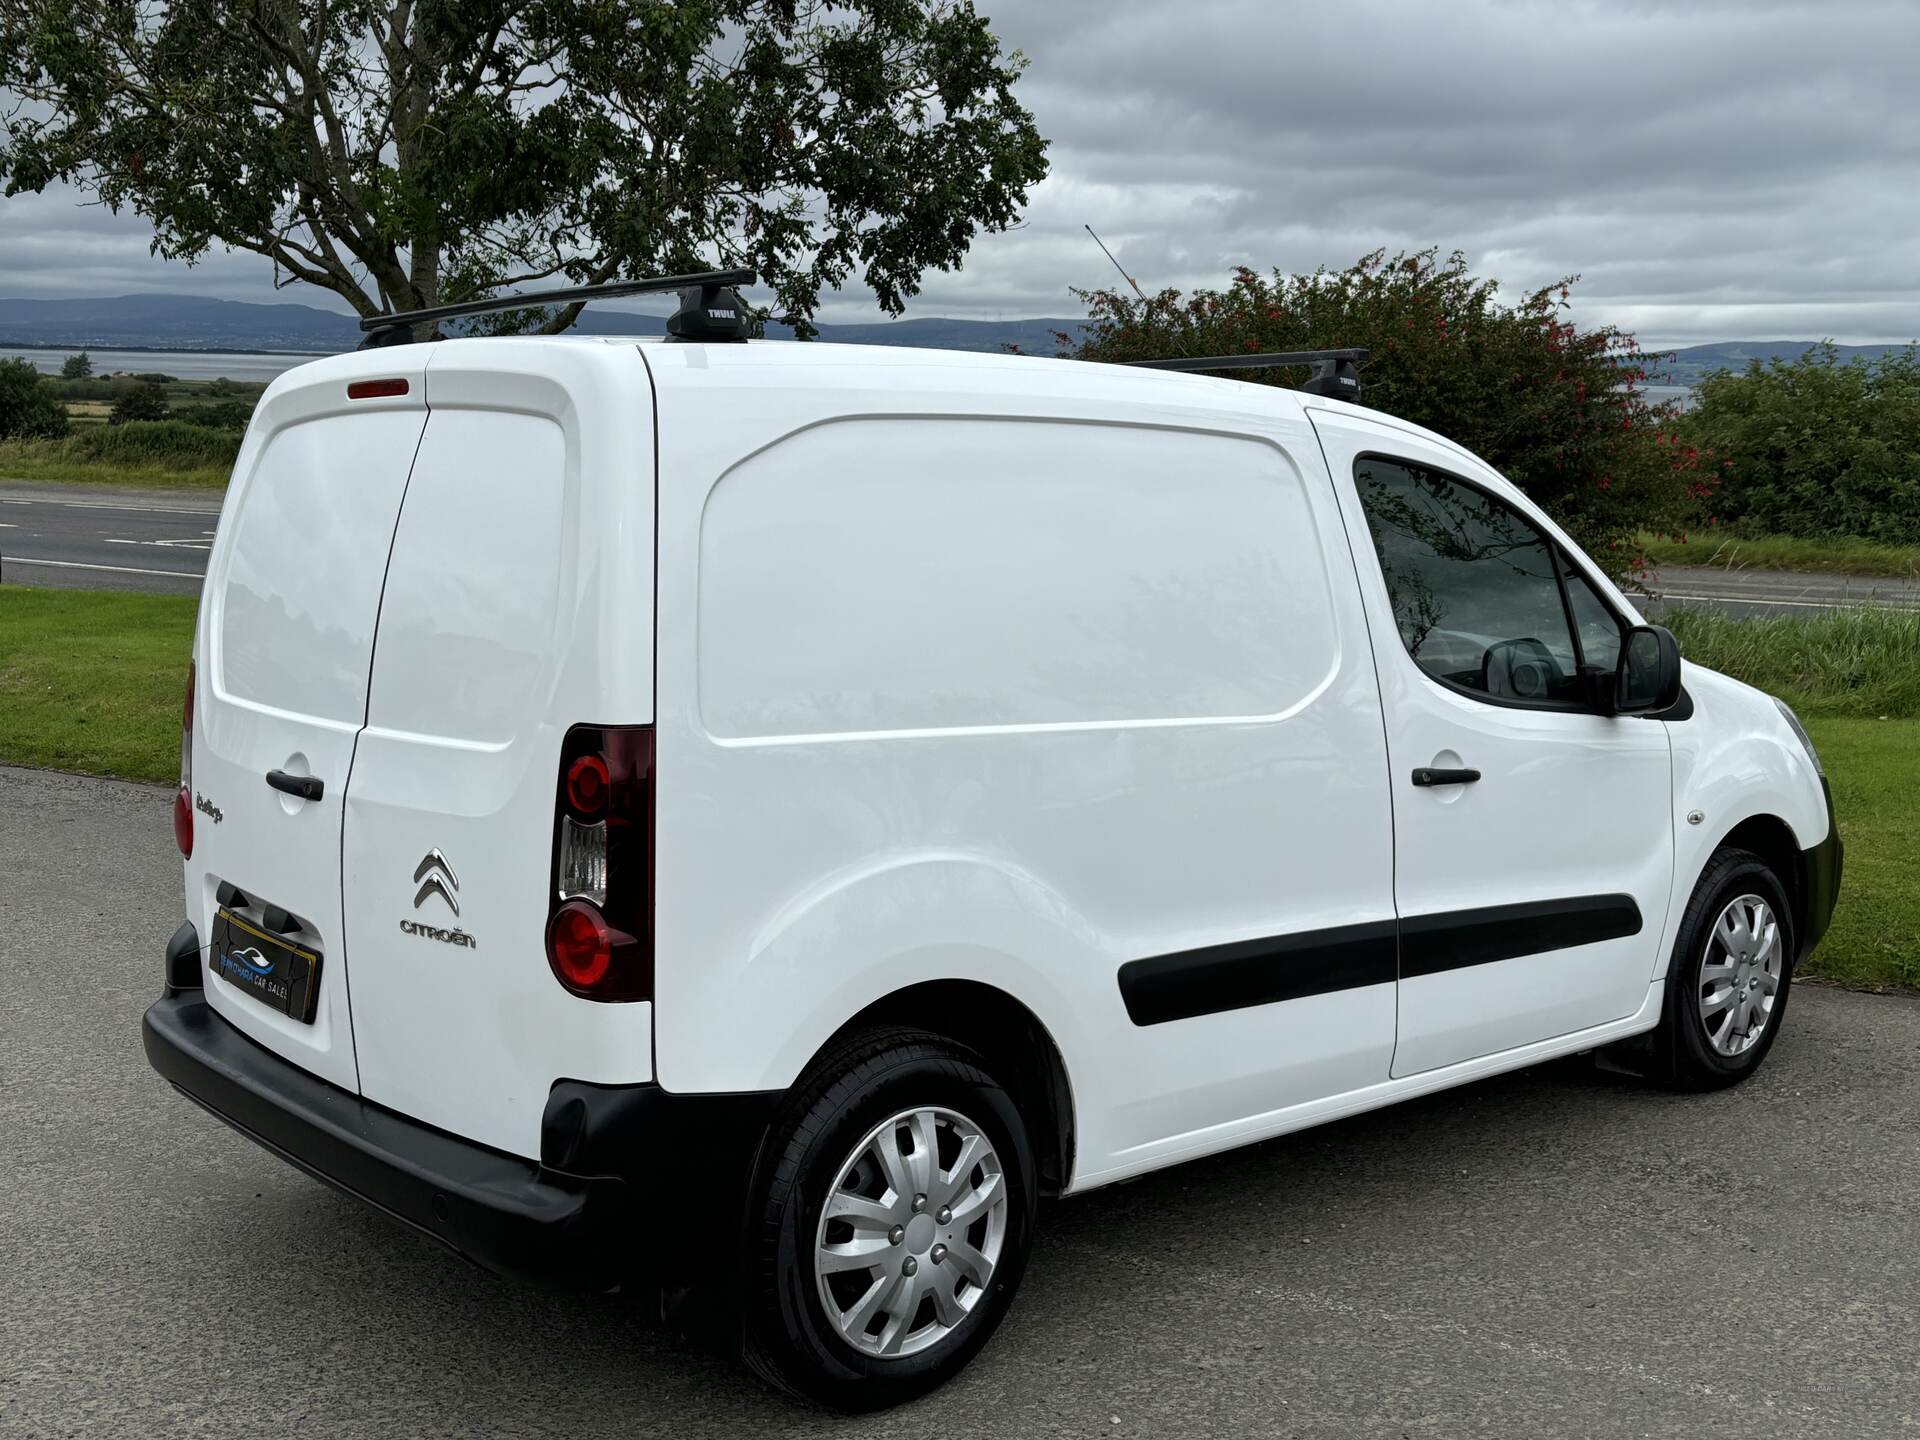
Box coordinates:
[412,848,460,915]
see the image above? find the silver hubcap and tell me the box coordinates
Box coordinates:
[813,1106,1008,1359]
[1698,893,1782,1057]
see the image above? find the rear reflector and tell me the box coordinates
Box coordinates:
[347,378,409,400]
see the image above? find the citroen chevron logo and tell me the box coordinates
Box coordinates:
[412,848,460,915]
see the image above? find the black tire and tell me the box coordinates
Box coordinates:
[742,1026,1036,1411]
[1654,847,1797,1090]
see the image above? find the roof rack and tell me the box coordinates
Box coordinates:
[358,268,758,349]
[1126,348,1369,402]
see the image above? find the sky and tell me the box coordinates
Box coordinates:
[2,0,1916,349]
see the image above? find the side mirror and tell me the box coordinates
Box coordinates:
[1615,624,1682,714]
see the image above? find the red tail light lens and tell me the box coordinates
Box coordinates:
[175,661,196,858]
[546,726,652,1000]
[565,754,609,817]
[547,902,615,989]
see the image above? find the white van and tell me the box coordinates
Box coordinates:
[144,277,1841,1410]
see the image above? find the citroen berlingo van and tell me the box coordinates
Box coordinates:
[143,275,1841,1410]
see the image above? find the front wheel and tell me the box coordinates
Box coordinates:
[743,1027,1036,1410]
[1655,847,1796,1089]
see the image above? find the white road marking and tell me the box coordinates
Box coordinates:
[1654,589,1919,611]
[0,556,203,579]
[0,496,222,516]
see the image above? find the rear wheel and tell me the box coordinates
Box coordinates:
[743,1027,1035,1410]
[1655,848,1796,1089]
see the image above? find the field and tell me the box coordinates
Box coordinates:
[0,585,1912,989]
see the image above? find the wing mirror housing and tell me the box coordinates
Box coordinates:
[1613,624,1683,714]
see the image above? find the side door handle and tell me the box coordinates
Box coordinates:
[1411,767,1481,788]
[265,770,325,802]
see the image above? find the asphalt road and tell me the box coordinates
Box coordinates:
[3,763,1918,1437]
[1644,565,1920,619]
[0,482,219,594]
[3,480,1919,622]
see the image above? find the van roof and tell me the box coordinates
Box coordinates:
[271,332,1455,451]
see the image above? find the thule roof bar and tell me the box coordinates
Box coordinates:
[1127,348,1369,402]
[358,268,758,349]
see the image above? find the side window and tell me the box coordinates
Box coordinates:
[1355,456,1586,707]
[1562,557,1624,677]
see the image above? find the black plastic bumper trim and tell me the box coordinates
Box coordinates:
[1800,777,1843,959]
[142,991,626,1291]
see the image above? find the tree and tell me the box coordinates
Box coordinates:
[1682,344,1920,542]
[60,350,93,378]
[0,357,70,439]
[110,382,171,424]
[1070,250,1714,563]
[1,0,1047,336]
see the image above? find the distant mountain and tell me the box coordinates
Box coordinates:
[1646,341,1913,388]
[0,292,1084,356]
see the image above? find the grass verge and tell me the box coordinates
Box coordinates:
[1801,718,1919,990]
[0,586,197,783]
[0,421,239,490]
[0,587,1912,987]
[1661,607,1920,718]
[1639,531,1920,579]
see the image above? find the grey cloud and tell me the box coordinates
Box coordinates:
[4,0,1916,345]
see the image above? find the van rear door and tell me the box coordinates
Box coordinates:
[340,347,658,1161]
[189,358,429,1092]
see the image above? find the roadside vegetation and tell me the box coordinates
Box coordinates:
[1663,608,1920,718]
[0,360,251,486]
[0,587,1912,989]
[1639,531,1920,578]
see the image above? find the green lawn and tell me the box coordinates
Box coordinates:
[1639,531,1920,579]
[1803,718,1920,990]
[0,585,1913,988]
[0,586,198,783]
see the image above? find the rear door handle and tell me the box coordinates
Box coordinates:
[1412,767,1481,788]
[265,770,325,802]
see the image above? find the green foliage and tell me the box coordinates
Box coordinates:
[59,350,92,379]
[109,383,172,425]
[1663,607,1920,719]
[0,356,70,439]
[1,0,1048,333]
[1638,530,1920,579]
[1070,250,1709,561]
[55,418,240,469]
[181,399,256,431]
[1680,345,1920,542]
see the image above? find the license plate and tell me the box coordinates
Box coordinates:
[210,908,322,1024]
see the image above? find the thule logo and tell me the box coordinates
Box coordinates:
[412,848,460,914]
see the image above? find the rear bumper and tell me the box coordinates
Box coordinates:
[144,926,773,1291]
[143,988,627,1289]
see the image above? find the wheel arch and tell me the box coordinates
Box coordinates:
[1712,812,1809,953]
[804,981,1077,1197]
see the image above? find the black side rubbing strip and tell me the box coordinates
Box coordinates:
[1398,894,1642,980]
[1118,921,1398,1027]
[1118,894,1644,1026]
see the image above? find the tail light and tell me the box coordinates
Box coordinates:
[546,725,652,1000]
[173,661,195,858]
